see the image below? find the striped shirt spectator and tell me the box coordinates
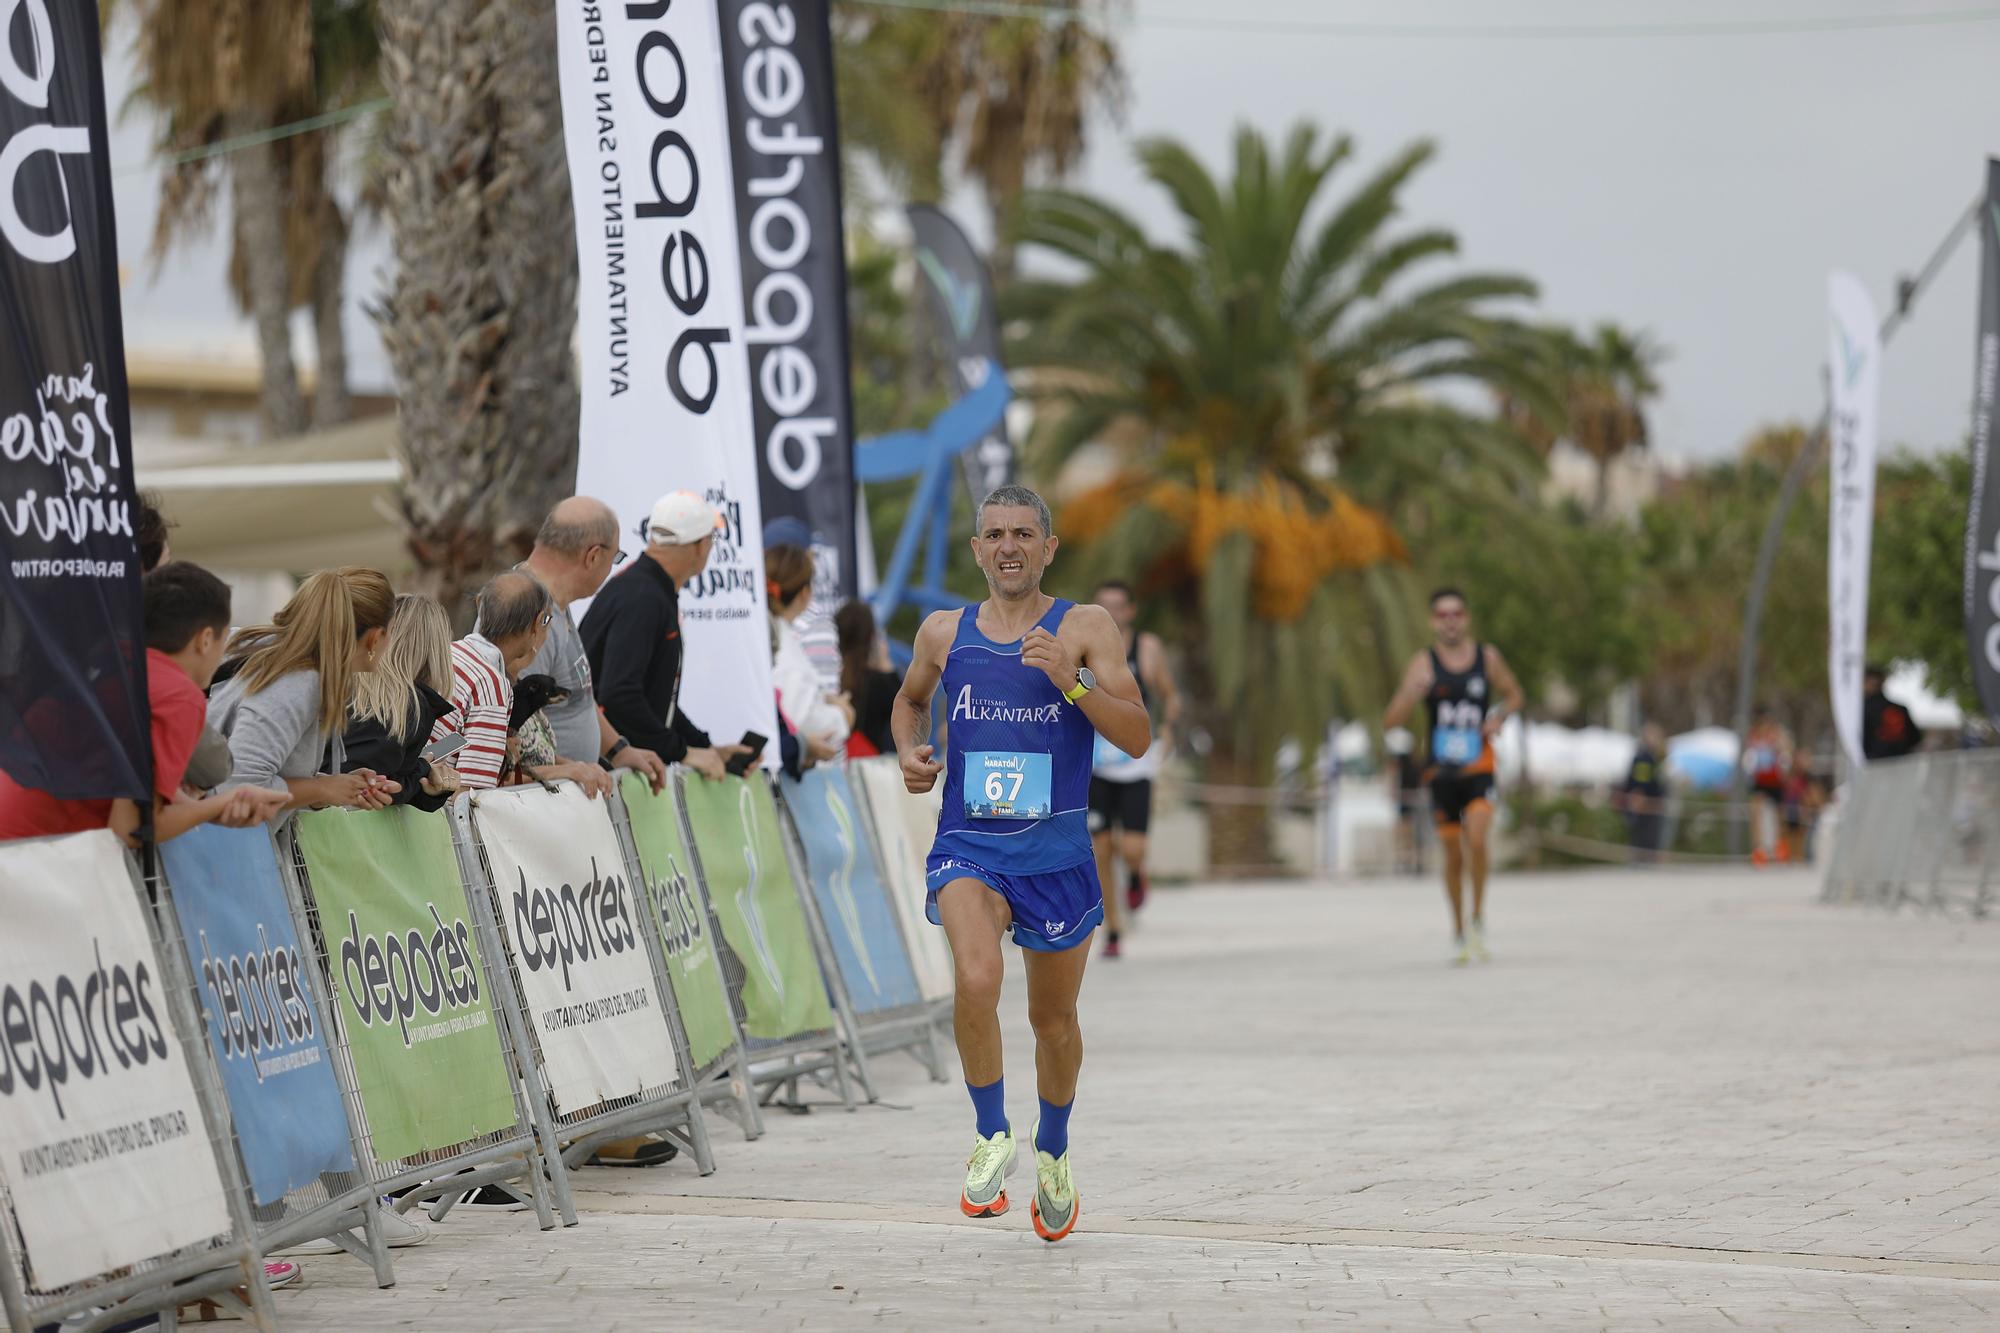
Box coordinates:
[434,632,512,789]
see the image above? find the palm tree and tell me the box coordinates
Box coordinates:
[372,0,576,619]
[1009,124,1556,870]
[834,1,1122,281]
[111,0,377,435]
[1502,322,1665,516]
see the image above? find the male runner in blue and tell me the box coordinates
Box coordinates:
[893,485,1150,1242]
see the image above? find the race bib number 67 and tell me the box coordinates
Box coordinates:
[965,752,1052,819]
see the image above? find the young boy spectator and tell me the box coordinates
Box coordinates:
[0,563,288,843]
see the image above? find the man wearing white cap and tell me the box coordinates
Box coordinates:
[579,491,748,781]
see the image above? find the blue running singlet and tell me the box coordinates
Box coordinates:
[932,599,1098,876]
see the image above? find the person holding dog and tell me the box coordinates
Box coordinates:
[430,571,610,796]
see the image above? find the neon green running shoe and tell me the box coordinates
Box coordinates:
[1029,1123,1080,1242]
[959,1129,1016,1218]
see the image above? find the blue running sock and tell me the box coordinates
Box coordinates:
[967,1078,1008,1139]
[1036,1096,1073,1159]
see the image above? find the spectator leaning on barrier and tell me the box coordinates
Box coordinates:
[836,599,901,758]
[580,490,749,782]
[431,572,612,797]
[764,514,840,691]
[769,542,853,763]
[0,562,288,843]
[138,490,233,791]
[1861,664,1924,761]
[342,594,463,812]
[519,496,669,792]
[208,566,402,813]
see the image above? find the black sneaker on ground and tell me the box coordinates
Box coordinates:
[458,1184,530,1212]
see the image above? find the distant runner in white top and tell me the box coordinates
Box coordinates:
[1086,580,1181,958]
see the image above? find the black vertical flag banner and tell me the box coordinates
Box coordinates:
[0,0,149,800]
[1965,157,2000,728]
[719,0,858,598]
[907,202,1014,501]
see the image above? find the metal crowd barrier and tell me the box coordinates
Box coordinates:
[1821,749,2000,917]
[2,755,965,1330]
[449,785,718,1224]
[0,836,275,1333]
[674,772,862,1114]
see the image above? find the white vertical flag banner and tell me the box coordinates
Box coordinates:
[1827,271,1881,768]
[0,831,232,1289]
[556,0,775,749]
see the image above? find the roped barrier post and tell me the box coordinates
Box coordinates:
[451,783,714,1210]
[776,765,944,1083]
[160,825,392,1290]
[285,809,564,1232]
[673,771,856,1114]
[614,772,767,1144]
[767,772,881,1105]
[0,831,275,1333]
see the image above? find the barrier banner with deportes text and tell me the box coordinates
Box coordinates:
[555,0,777,753]
[161,825,354,1207]
[470,785,682,1113]
[780,767,920,1016]
[678,773,833,1040]
[0,831,230,1290]
[718,0,857,605]
[1966,157,2000,728]
[293,808,517,1162]
[0,0,150,802]
[618,772,737,1070]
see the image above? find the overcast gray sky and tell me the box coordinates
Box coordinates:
[103,0,1996,462]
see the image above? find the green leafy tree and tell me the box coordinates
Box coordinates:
[1007,123,1557,869]
[1871,448,1978,715]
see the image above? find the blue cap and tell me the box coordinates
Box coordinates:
[763,515,813,549]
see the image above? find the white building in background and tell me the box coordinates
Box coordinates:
[126,349,404,623]
[1540,440,1674,520]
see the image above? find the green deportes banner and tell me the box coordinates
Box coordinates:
[618,773,735,1070]
[293,807,517,1161]
[677,773,833,1041]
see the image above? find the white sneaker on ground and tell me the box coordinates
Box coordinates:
[1451,935,1470,967]
[1468,920,1491,962]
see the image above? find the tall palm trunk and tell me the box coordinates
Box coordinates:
[228,121,307,438]
[489,0,580,510]
[310,203,353,430]
[374,0,514,621]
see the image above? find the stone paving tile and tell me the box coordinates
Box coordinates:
[276,1210,1999,1330]
[272,866,1998,1327]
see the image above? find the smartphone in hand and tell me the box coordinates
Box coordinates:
[725,731,768,777]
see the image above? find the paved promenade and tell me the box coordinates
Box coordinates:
[283,867,2000,1329]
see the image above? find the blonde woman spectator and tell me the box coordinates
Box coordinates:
[343,594,463,812]
[208,567,401,812]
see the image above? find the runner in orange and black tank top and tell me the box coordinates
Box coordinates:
[1384,588,1525,967]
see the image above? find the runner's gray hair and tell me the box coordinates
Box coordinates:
[977,484,1054,538]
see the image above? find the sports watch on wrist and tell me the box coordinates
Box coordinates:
[1063,666,1096,704]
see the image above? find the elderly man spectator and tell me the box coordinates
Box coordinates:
[433,571,609,796]
[580,491,746,781]
[519,497,670,791]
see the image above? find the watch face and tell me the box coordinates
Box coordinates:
[1076,666,1096,690]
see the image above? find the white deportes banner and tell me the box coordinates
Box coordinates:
[849,758,954,1002]
[556,0,775,753]
[472,786,681,1113]
[1827,271,1881,768]
[0,831,231,1290]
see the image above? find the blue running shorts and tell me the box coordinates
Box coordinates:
[925,853,1104,952]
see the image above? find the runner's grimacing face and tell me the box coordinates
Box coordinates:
[973,506,1056,597]
[1431,598,1469,647]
